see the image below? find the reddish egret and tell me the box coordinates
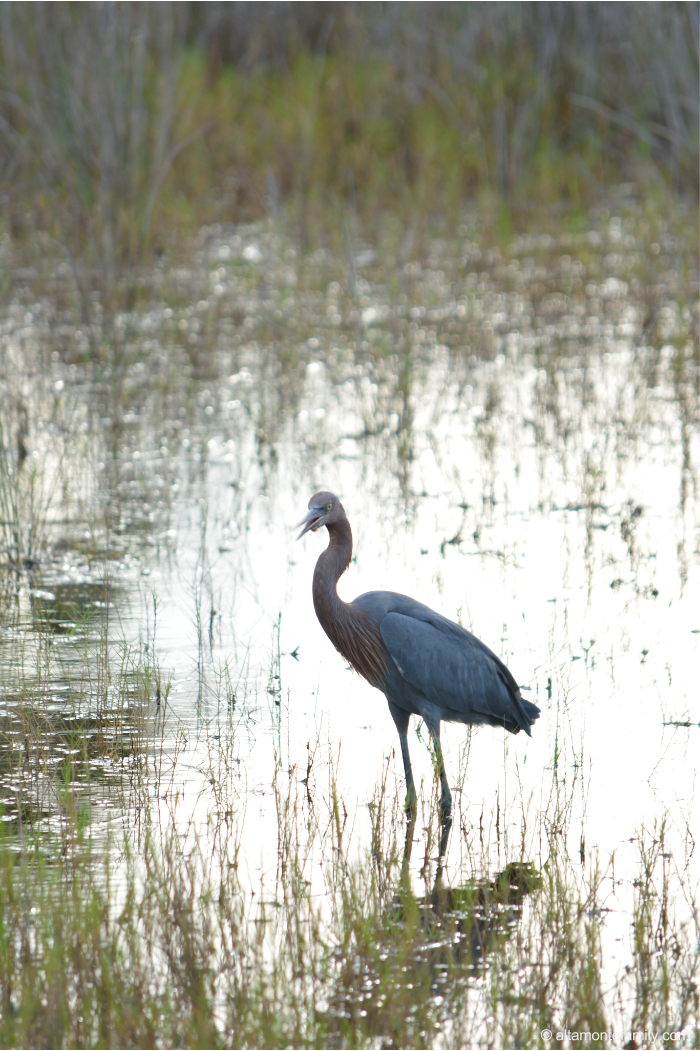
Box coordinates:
[297,491,540,820]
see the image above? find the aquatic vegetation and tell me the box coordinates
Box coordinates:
[0,196,698,1047]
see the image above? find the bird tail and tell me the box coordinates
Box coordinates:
[511,693,541,737]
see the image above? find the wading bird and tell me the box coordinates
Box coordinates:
[297,491,539,825]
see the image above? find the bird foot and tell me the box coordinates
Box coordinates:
[438,810,453,859]
[438,801,452,825]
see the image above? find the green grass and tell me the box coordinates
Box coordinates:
[0,3,696,334]
[0,762,696,1049]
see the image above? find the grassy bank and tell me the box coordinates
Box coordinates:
[0,4,697,280]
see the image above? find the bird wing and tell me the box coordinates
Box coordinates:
[380,611,533,734]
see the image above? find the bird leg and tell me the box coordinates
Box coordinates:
[401,807,417,877]
[398,731,417,816]
[428,724,453,861]
[389,704,417,816]
[427,723,452,824]
[438,810,452,862]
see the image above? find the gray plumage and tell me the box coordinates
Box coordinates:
[297,491,540,817]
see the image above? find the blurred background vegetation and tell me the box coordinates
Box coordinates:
[0,2,697,266]
[0,0,697,393]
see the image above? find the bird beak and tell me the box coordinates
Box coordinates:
[296,507,325,540]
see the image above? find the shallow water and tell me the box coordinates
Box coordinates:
[1,208,698,1038]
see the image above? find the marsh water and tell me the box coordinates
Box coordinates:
[1,207,698,1043]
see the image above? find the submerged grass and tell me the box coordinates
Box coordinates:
[0,753,696,1049]
[0,546,164,832]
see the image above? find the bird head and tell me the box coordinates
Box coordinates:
[296,491,341,539]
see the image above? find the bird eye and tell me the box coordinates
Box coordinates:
[326,503,332,512]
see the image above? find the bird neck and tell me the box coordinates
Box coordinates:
[311,513,387,687]
[312,514,353,623]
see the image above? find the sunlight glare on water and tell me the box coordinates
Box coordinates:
[1,213,697,1038]
[139,338,698,901]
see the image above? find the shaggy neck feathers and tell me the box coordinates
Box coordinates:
[312,508,386,687]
